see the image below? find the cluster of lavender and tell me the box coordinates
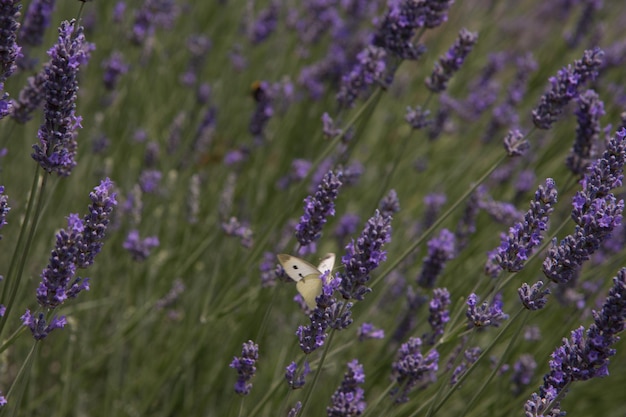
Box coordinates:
[526,268,626,416]
[485,178,558,278]
[543,129,626,285]
[23,179,116,339]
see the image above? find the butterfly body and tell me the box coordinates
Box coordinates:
[277,253,335,309]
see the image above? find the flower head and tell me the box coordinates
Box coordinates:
[391,337,439,403]
[338,210,392,300]
[229,340,259,395]
[123,230,159,261]
[327,359,367,416]
[0,0,21,83]
[31,20,94,176]
[466,293,509,328]
[425,29,478,93]
[19,0,55,48]
[21,309,67,340]
[532,48,604,129]
[417,229,456,288]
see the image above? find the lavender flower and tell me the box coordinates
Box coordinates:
[518,281,550,311]
[543,129,626,284]
[0,185,9,237]
[372,0,434,60]
[450,346,481,385]
[322,113,342,138]
[296,315,328,354]
[335,213,360,247]
[502,129,529,157]
[295,170,343,253]
[249,1,278,44]
[221,217,254,248]
[466,293,509,328]
[123,230,159,261]
[113,1,125,23]
[21,310,67,340]
[285,361,310,390]
[357,323,385,341]
[155,278,185,310]
[512,354,537,395]
[531,48,604,130]
[138,169,162,193]
[424,288,450,345]
[36,178,117,308]
[425,29,479,94]
[390,337,439,403]
[32,20,94,176]
[527,268,626,415]
[338,210,392,300]
[288,402,302,417]
[376,190,399,221]
[229,340,258,395]
[131,0,180,45]
[337,45,386,108]
[102,51,129,90]
[19,0,55,47]
[11,69,46,123]
[485,178,557,278]
[565,0,602,48]
[327,359,366,417]
[0,0,20,83]
[405,106,432,129]
[418,229,455,288]
[566,89,605,176]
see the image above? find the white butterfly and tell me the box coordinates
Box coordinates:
[277,253,335,309]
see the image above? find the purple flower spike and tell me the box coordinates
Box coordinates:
[327,359,367,416]
[417,229,456,288]
[21,310,66,340]
[466,293,509,328]
[285,361,311,390]
[379,189,400,219]
[450,346,481,385]
[19,0,56,48]
[532,48,604,130]
[518,281,550,311]
[339,210,392,301]
[405,106,432,129]
[486,178,557,278]
[566,89,605,176]
[543,130,626,284]
[249,1,278,44]
[337,45,387,108]
[425,28,478,94]
[295,170,343,251]
[31,20,94,176]
[358,322,385,341]
[391,337,439,403]
[527,268,626,415]
[372,0,432,60]
[502,129,529,157]
[511,354,537,395]
[36,178,117,308]
[102,51,129,90]
[123,230,159,261]
[11,70,46,123]
[0,0,21,83]
[424,288,451,345]
[229,340,259,396]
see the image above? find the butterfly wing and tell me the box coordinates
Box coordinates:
[296,276,323,309]
[277,254,321,282]
[317,253,335,275]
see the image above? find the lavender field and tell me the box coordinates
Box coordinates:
[1,0,626,416]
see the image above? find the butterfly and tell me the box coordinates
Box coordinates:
[277,253,335,309]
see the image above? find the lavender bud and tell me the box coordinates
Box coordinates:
[0,0,21,84]
[466,293,509,328]
[357,322,385,341]
[0,185,9,238]
[21,310,67,340]
[285,361,310,390]
[424,288,451,345]
[417,229,455,288]
[123,230,159,261]
[502,129,529,157]
[426,29,479,94]
[229,340,259,395]
[391,337,439,403]
[102,51,129,90]
[337,45,387,108]
[451,346,481,385]
[518,281,550,310]
[327,360,367,416]
[19,0,55,48]
[405,106,432,129]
